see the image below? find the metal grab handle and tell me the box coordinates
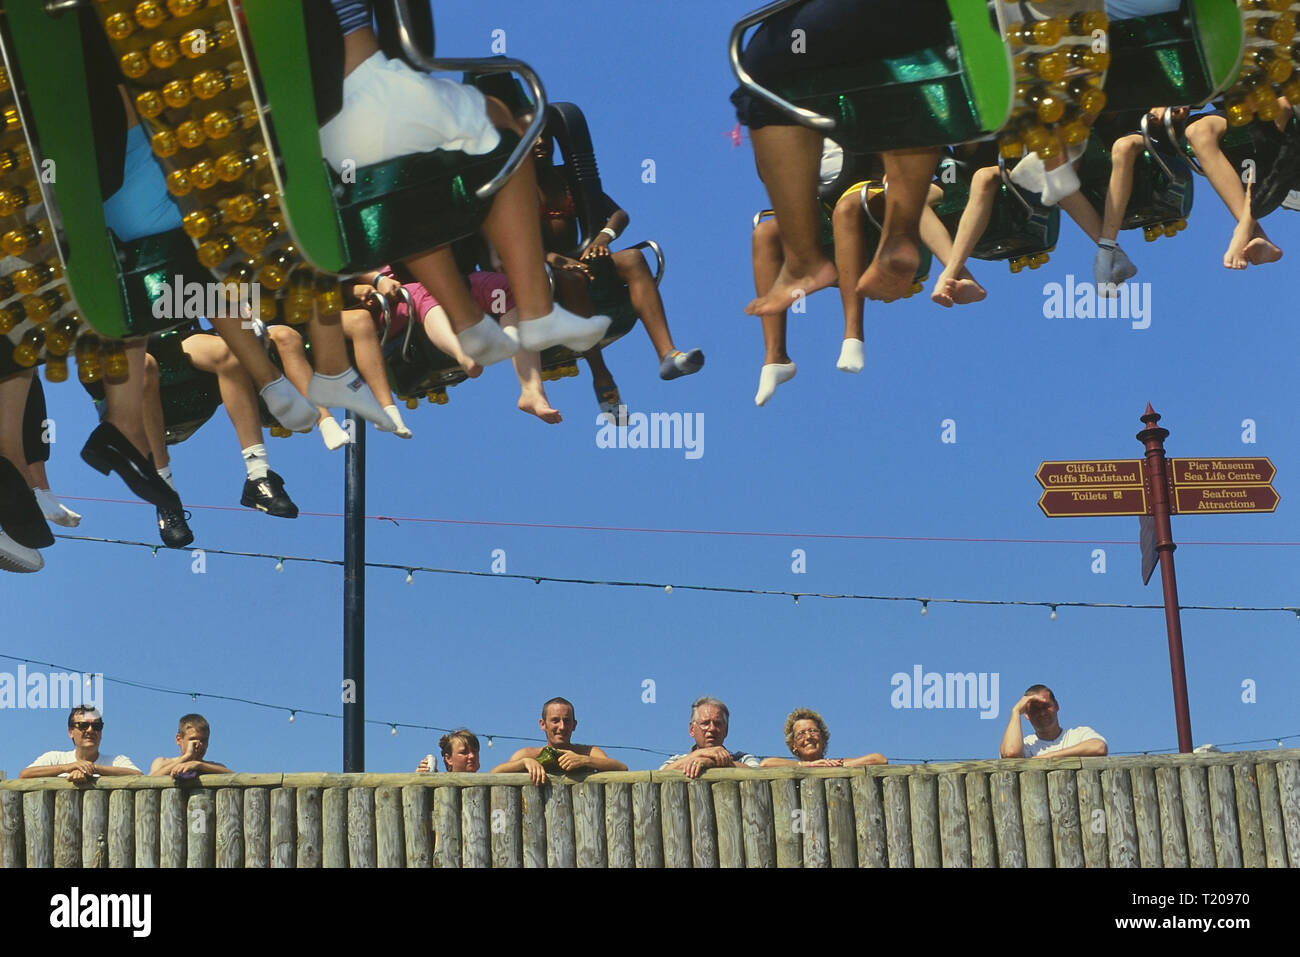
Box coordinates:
[1166,109,1206,176]
[998,152,1036,215]
[627,239,666,287]
[367,289,393,346]
[729,0,837,133]
[395,286,418,360]
[858,182,885,233]
[42,0,85,15]
[1140,112,1179,182]
[752,209,775,230]
[393,0,548,203]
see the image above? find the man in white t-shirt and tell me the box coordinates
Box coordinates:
[999,684,1107,759]
[18,708,142,783]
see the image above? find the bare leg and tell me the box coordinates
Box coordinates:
[102,339,152,457]
[182,334,264,450]
[1186,114,1281,268]
[746,124,838,316]
[1059,190,1103,242]
[857,148,941,302]
[140,353,169,471]
[341,308,396,409]
[933,166,998,306]
[502,309,560,424]
[831,191,868,342]
[210,318,281,389]
[1102,134,1143,241]
[265,325,324,419]
[0,371,34,483]
[751,216,795,404]
[612,249,675,359]
[418,303,482,378]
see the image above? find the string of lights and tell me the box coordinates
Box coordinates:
[57,494,1300,548]
[2,652,1294,765]
[49,532,1300,618]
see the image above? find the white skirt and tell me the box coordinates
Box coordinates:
[320,52,501,172]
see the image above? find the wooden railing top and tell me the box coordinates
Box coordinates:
[3,748,1297,791]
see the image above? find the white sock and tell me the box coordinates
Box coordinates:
[1093,241,1116,288]
[307,369,394,431]
[516,305,611,354]
[755,362,796,406]
[837,339,865,373]
[156,465,177,492]
[242,443,269,481]
[319,415,351,451]
[383,405,412,439]
[456,315,519,367]
[1040,162,1081,207]
[1109,246,1137,284]
[260,376,318,433]
[33,488,81,528]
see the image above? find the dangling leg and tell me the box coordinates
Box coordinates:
[857,148,941,302]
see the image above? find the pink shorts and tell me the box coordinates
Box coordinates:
[386,269,516,326]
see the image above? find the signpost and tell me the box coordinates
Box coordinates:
[1035,407,1280,753]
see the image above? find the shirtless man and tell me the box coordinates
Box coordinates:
[491,697,627,784]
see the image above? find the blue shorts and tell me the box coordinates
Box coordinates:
[102,124,184,242]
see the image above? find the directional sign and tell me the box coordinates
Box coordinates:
[1167,458,1276,487]
[1038,486,1149,517]
[1172,485,1279,514]
[1036,459,1145,489]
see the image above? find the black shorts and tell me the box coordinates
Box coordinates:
[23,375,48,466]
[731,0,952,130]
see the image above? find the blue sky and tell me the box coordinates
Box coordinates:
[2,1,1298,777]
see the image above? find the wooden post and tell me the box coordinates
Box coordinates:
[1154,766,1188,868]
[768,777,801,868]
[605,781,634,868]
[1129,767,1163,867]
[215,788,243,868]
[270,787,297,868]
[688,779,719,868]
[1254,761,1288,868]
[108,790,134,868]
[1206,764,1242,867]
[376,787,406,868]
[243,788,269,868]
[936,773,970,868]
[852,773,888,868]
[572,781,606,868]
[1018,771,1053,868]
[1276,760,1300,866]
[824,777,857,868]
[739,779,776,868]
[1076,769,1106,867]
[81,789,108,868]
[544,783,576,868]
[403,785,433,868]
[490,785,521,869]
[1101,768,1139,868]
[54,789,82,867]
[1046,770,1083,868]
[0,791,23,868]
[322,787,348,868]
[186,789,215,868]
[1179,765,1217,867]
[433,785,461,868]
[632,781,664,868]
[799,777,830,868]
[460,786,490,869]
[23,791,54,868]
[296,787,323,868]
[521,784,546,868]
[135,788,160,868]
[347,787,376,868]
[989,771,1026,868]
[160,787,185,868]
[1231,763,1265,868]
[964,771,997,869]
[882,775,913,867]
[908,775,941,868]
[661,780,692,868]
[711,781,744,868]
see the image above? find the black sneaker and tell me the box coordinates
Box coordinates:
[157,503,194,549]
[240,470,299,519]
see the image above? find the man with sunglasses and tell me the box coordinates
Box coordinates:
[18,708,141,783]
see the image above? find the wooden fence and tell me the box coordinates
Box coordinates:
[2,751,1297,867]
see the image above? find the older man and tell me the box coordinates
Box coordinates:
[19,707,141,782]
[492,697,627,784]
[660,696,760,779]
[1000,684,1108,759]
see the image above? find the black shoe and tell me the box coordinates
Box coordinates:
[240,470,299,519]
[156,502,194,549]
[81,422,180,508]
[0,456,54,550]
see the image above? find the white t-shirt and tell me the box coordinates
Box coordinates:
[27,750,140,776]
[1022,726,1106,757]
[819,140,844,188]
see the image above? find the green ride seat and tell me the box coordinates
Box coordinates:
[933,158,1060,271]
[1103,0,1246,113]
[239,0,549,275]
[730,0,1014,153]
[1077,118,1194,241]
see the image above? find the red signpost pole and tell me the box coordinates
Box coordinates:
[1136,405,1193,753]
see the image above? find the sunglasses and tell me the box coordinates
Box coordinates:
[72,721,104,732]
